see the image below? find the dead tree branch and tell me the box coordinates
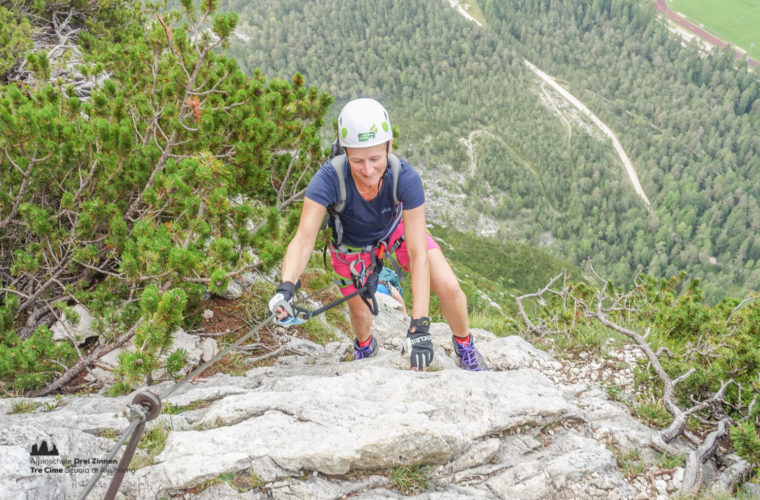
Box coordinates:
[516,272,749,494]
[680,418,731,496]
[515,271,565,336]
[31,318,144,397]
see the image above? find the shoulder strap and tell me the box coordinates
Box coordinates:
[388,153,401,207]
[323,154,347,248]
[328,154,347,215]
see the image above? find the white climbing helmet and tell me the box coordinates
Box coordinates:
[337,98,393,148]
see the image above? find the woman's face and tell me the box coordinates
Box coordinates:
[346,142,391,189]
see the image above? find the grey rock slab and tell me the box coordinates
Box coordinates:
[0,297,668,500]
[118,366,576,498]
[478,335,562,372]
[577,387,661,462]
[486,432,637,499]
[441,437,501,473]
[265,473,390,500]
[51,304,97,344]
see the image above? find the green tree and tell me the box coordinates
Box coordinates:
[0,0,332,393]
[0,5,33,77]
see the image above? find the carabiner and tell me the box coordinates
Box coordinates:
[349,258,366,281]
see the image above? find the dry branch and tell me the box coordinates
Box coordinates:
[31,318,144,397]
[515,271,565,336]
[516,273,750,494]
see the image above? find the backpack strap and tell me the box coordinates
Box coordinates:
[328,154,348,215]
[387,153,401,207]
[323,154,348,247]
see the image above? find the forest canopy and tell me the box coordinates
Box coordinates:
[223,0,760,304]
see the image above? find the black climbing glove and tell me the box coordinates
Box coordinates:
[268,281,301,326]
[405,317,433,370]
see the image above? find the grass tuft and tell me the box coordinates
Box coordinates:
[634,401,672,428]
[98,428,121,440]
[656,452,685,469]
[389,463,433,495]
[613,447,644,478]
[130,425,169,469]
[10,400,41,414]
[189,471,263,494]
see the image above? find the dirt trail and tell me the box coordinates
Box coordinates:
[446,4,652,209]
[524,60,652,209]
[462,129,563,217]
[447,0,482,27]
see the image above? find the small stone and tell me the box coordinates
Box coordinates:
[654,479,668,495]
[674,467,684,483]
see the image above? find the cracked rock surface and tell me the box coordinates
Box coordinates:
[0,294,666,499]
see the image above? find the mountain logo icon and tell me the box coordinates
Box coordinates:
[30,440,59,456]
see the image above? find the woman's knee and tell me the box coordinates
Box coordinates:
[347,297,373,323]
[435,274,463,302]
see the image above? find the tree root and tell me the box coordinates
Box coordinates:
[679,418,730,496]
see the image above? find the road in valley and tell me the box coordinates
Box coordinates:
[524,60,652,209]
[445,4,653,209]
[654,0,758,67]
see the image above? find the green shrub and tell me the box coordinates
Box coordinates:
[0,0,331,392]
[730,421,760,467]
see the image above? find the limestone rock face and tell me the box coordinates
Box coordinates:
[51,305,97,344]
[0,294,660,499]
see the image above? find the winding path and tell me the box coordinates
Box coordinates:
[461,129,563,217]
[447,0,482,27]
[446,3,652,209]
[524,60,652,209]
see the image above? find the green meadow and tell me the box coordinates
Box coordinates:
[670,0,760,55]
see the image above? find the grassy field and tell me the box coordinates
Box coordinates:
[670,0,760,55]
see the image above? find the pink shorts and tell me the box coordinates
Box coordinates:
[330,221,439,295]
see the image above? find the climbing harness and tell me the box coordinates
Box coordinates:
[76,278,377,500]
[320,138,407,284]
[290,253,384,322]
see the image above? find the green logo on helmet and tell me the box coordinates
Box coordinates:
[381,121,389,132]
[341,127,348,139]
[358,124,378,142]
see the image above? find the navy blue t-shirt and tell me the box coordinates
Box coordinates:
[305,156,425,247]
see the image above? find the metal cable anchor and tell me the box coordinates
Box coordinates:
[103,391,161,500]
